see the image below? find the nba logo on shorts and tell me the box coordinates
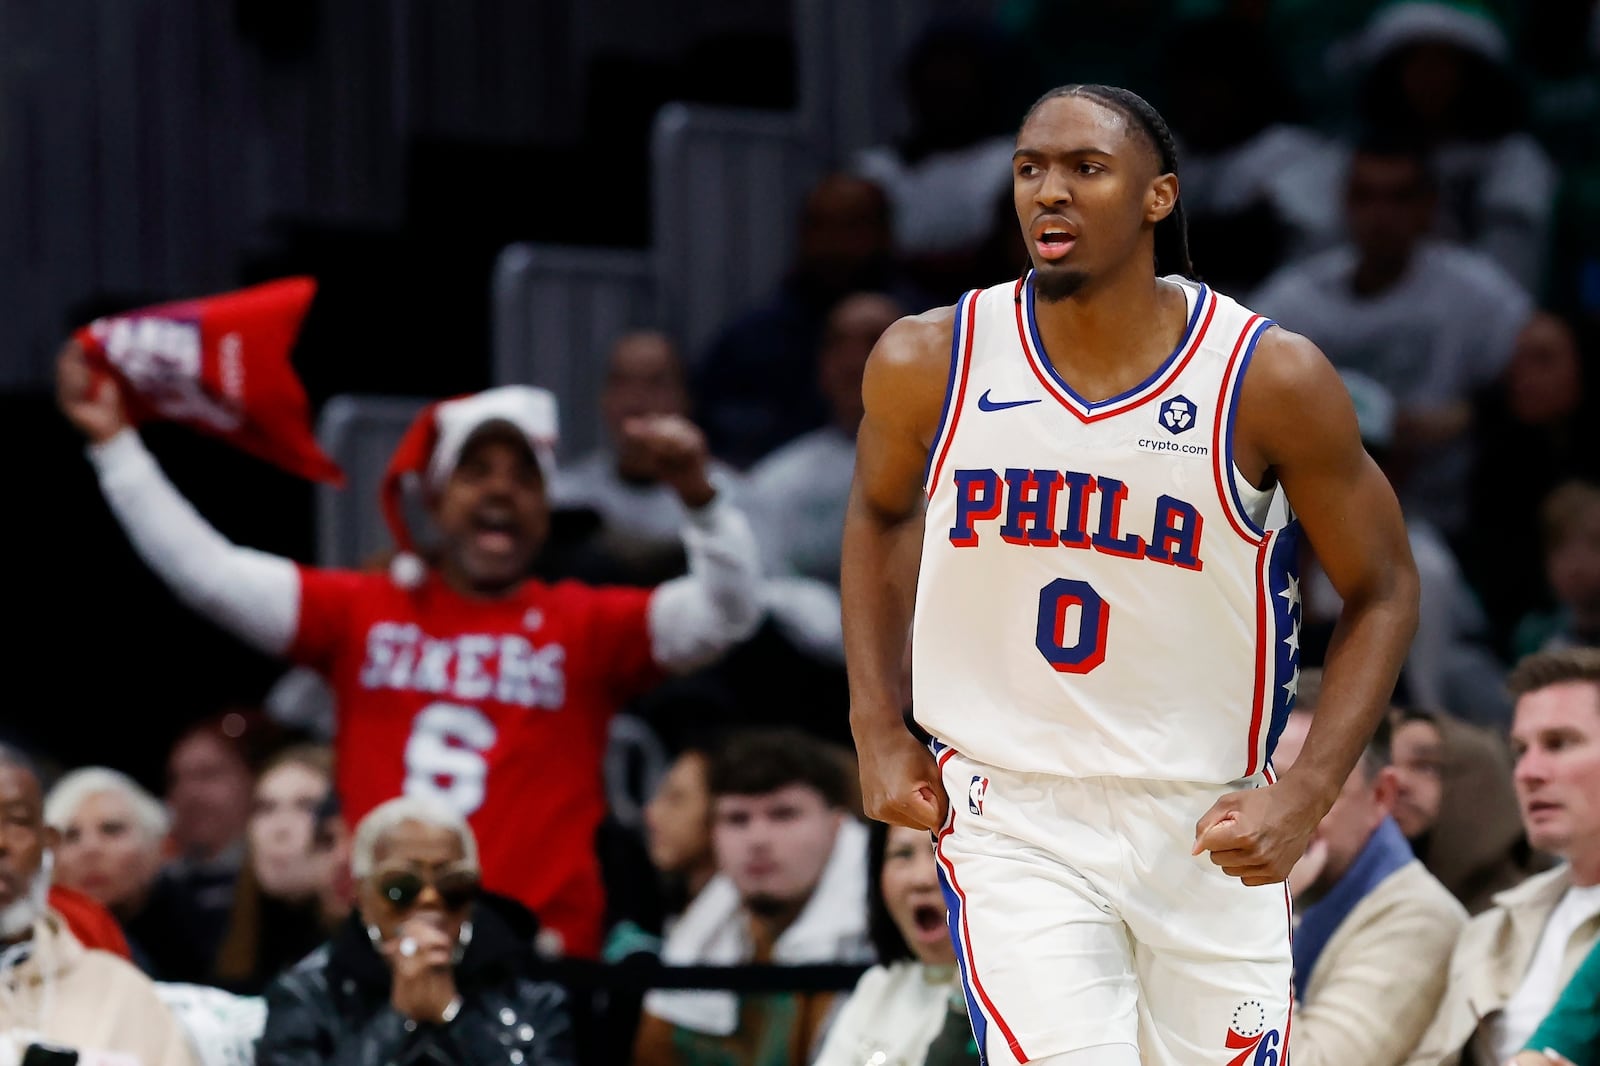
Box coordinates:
[1158,394,1197,435]
[968,775,989,815]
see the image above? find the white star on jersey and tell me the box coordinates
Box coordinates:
[1283,620,1301,655]
[1277,574,1301,610]
[1282,666,1300,700]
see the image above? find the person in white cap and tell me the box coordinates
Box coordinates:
[56,346,765,960]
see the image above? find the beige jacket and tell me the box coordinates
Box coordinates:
[0,912,195,1066]
[1292,857,1465,1062]
[1294,860,1468,1066]
[1405,865,1600,1066]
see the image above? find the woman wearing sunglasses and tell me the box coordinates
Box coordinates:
[256,795,576,1065]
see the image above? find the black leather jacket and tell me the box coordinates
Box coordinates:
[257,902,576,1066]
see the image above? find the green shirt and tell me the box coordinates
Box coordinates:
[1527,937,1600,1065]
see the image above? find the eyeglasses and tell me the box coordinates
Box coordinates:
[375,866,479,912]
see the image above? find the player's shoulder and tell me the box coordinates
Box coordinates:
[871,302,960,368]
[1236,320,1331,398]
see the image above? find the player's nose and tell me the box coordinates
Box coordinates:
[1035,164,1073,208]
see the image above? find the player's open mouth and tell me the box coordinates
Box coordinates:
[1031,217,1079,262]
[912,903,945,936]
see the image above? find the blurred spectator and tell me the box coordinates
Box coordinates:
[1273,688,1466,1066]
[850,19,1021,304]
[814,822,976,1066]
[1510,937,1600,1065]
[1163,16,1342,291]
[44,767,169,972]
[1391,708,1549,915]
[258,795,575,1066]
[1514,482,1600,658]
[1301,371,1507,722]
[553,330,743,586]
[1408,649,1600,1065]
[157,711,281,983]
[1354,1,1557,293]
[750,292,902,665]
[971,186,1032,289]
[1466,313,1599,650]
[61,361,763,959]
[694,173,922,468]
[213,746,350,993]
[603,746,717,963]
[635,729,872,1065]
[1252,133,1533,536]
[0,747,196,1065]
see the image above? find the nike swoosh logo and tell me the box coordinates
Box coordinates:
[976,389,1042,412]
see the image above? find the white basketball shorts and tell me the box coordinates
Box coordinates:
[933,743,1294,1066]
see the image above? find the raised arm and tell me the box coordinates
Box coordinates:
[1195,327,1420,884]
[58,343,300,657]
[633,414,765,672]
[842,307,957,831]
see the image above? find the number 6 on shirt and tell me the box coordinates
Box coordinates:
[1035,578,1110,674]
[403,702,499,815]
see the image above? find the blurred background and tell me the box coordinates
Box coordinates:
[7,1,1600,1062]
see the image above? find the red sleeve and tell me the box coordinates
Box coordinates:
[577,584,663,704]
[288,565,372,671]
[48,885,133,961]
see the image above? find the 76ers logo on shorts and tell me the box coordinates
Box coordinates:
[1159,394,1197,434]
[968,775,989,815]
[1225,1001,1283,1066]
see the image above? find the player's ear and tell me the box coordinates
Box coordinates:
[1146,173,1178,225]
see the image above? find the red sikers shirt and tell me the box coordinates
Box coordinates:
[292,568,661,957]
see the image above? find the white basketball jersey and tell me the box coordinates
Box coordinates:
[913,273,1301,785]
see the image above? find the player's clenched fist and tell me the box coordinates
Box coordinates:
[856,722,949,832]
[621,414,715,508]
[56,340,129,444]
[1192,776,1324,886]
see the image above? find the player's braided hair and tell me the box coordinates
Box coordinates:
[1022,84,1195,279]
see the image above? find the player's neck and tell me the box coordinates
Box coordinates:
[1032,270,1186,401]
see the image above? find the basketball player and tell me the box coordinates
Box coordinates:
[842,85,1420,1065]
[57,355,765,959]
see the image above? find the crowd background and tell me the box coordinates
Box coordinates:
[4,0,1600,1064]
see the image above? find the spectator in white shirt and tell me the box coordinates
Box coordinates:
[1252,134,1533,536]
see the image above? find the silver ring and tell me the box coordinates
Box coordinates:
[399,937,418,958]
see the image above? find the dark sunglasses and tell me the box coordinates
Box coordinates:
[376,866,479,912]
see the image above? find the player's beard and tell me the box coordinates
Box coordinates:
[744,893,801,920]
[1034,266,1089,302]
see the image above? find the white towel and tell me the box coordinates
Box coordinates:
[643,818,874,1036]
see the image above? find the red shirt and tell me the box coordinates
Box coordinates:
[292,568,660,957]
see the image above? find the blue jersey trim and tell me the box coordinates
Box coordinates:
[1024,274,1206,410]
[921,291,973,490]
[1223,318,1276,540]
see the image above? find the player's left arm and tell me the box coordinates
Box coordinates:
[1196,327,1420,884]
[630,414,766,672]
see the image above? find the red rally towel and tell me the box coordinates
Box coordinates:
[74,276,345,484]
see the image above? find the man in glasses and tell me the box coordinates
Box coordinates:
[59,358,766,959]
[259,794,575,1064]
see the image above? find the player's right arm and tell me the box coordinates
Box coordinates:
[841,306,957,832]
[57,341,302,656]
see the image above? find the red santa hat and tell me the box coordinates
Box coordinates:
[381,385,559,587]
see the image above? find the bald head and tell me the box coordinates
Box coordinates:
[799,175,894,295]
[603,330,689,477]
[821,292,904,433]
